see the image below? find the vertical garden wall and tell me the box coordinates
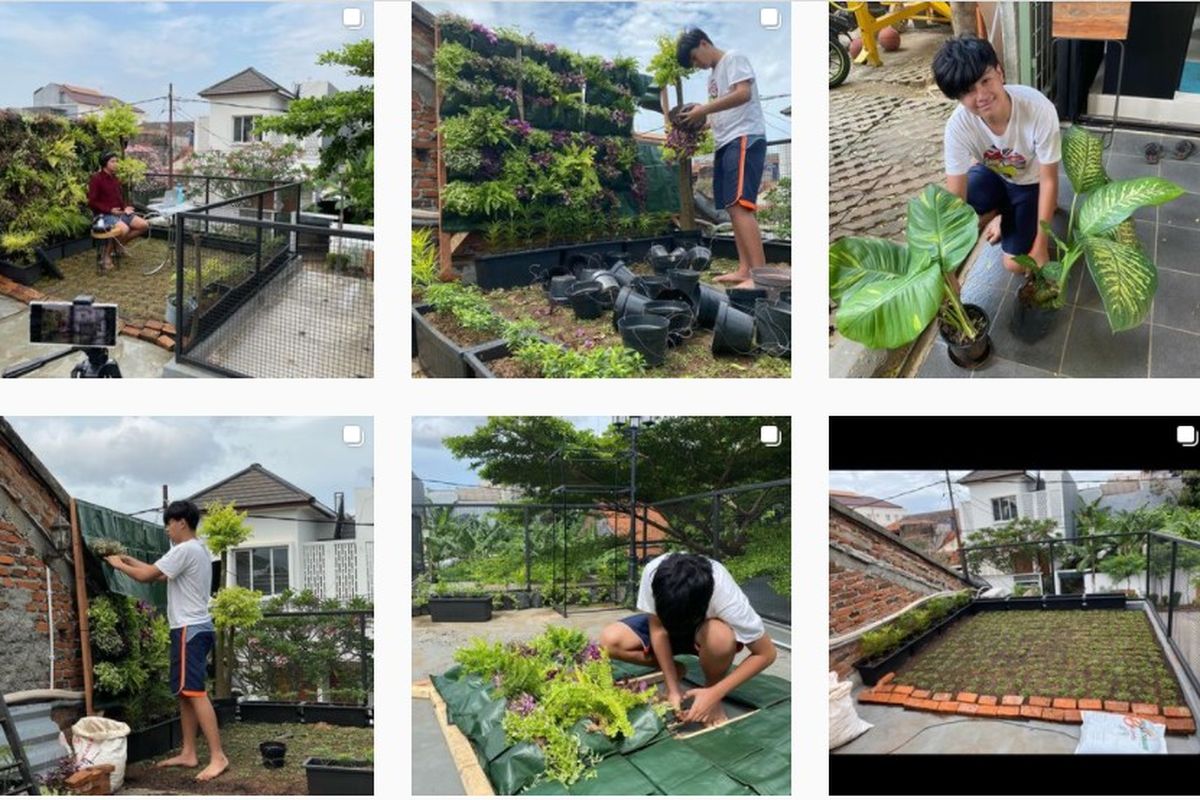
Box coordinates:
[435,14,681,252]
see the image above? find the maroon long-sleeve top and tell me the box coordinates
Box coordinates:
[87,171,125,216]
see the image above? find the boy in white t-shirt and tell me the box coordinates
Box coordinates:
[105,500,228,782]
[934,34,1061,275]
[599,553,777,727]
[675,28,769,287]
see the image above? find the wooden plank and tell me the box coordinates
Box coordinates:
[69,498,94,717]
[433,22,455,281]
[1051,2,1131,41]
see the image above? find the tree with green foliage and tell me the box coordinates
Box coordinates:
[255,40,373,221]
[964,517,1058,577]
[96,102,147,189]
[200,502,253,698]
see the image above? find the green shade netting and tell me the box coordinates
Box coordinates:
[566,754,659,796]
[76,499,169,611]
[720,747,791,795]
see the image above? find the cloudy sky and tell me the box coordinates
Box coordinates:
[830,470,1143,514]
[7,417,373,519]
[0,2,372,121]
[413,416,611,489]
[423,1,792,140]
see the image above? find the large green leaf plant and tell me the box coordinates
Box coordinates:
[829,184,981,350]
[1014,126,1183,332]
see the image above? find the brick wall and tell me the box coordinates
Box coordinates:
[0,438,81,692]
[828,502,971,678]
[412,7,439,212]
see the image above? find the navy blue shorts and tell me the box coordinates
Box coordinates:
[620,613,744,658]
[100,213,135,229]
[713,135,766,211]
[169,626,213,698]
[966,164,1041,256]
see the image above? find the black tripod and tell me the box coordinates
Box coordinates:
[3,347,121,379]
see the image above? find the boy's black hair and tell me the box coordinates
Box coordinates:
[99,152,117,169]
[932,34,1001,100]
[652,553,714,633]
[676,28,712,68]
[164,500,200,530]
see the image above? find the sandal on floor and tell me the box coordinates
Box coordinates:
[1145,142,1165,164]
[1175,139,1196,160]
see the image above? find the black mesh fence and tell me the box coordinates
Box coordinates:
[173,182,374,378]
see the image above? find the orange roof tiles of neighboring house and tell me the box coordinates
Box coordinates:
[828,489,902,509]
[601,505,670,540]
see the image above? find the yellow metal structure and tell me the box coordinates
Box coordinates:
[837,2,953,67]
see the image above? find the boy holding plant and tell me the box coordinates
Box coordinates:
[599,553,777,727]
[675,28,768,287]
[105,500,228,782]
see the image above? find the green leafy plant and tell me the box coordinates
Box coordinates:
[759,177,791,239]
[648,33,697,89]
[412,227,438,291]
[200,502,253,699]
[829,184,982,349]
[1013,126,1183,331]
[425,281,504,334]
[87,595,174,728]
[88,538,127,557]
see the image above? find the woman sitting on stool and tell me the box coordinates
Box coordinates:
[87,152,149,271]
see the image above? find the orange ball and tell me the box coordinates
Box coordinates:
[849,37,863,58]
[879,26,901,52]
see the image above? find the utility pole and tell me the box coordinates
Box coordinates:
[162,484,168,518]
[946,470,968,580]
[167,83,175,186]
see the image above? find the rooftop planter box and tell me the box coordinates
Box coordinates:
[213,697,237,726]
[855,602,974,687]
[125,716,179,764]
[475,246,563,291]
[413,303,502,378]
[303,757,373,796]
[239,701,303,724]
[302,703,372,728]
[463,336,559,378]
[429,595,493,622]
[0,254,50,286]
[707,234,790,264]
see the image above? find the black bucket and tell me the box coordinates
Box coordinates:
[697,284,729,329]
[618,314,670,366]
[634,275,670,299]
[754,299,791,358]
[593,271,621,301]
[647,244,670,272]
[569,280,607,320]
[574,267,603,283]
[644,300,693,347]
[548,274,575,304]
[613,286,652,329]
[260,741,287,769]
[668,268,701,302]
[607,261,635,287]
[728,287,769,315]
[1009,296,1061,344]
[686,245,713,272]
[712,304,756,356]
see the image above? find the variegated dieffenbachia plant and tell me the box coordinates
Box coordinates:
[829,184,981,350]
[1015,125,1184,332]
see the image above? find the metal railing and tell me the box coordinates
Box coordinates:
[960,530,1200,698]
[133,172,289,211]
[172,182,374,378]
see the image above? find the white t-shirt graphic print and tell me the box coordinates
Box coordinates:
[707,50,766,150]
[944,84,1061,186]
[636,553,765,645]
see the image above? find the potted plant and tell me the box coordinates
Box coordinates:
[303,757,374,795]
[1011,126,1184,342]
[429,582,493,622]
[830,184,990,368]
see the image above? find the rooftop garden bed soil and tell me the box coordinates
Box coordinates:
[121,721,373,796]
[893,610,1184,707]
[423,309,501,349]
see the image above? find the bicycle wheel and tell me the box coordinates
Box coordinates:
[830,38,851,88]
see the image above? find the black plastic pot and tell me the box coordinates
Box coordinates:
[567,252,606,277]
[672,230,703,251]
[213,697,237,727]
[655,247,688,275]
[592,272,621,301]
[613,286,653,329]
[607,261,635,287]
[240,701,304,724]
[754,299,791,358]
[712,304,756,356]
[751,267,792,301]
[603,250,630,268]
[260,740,287,769]
[939,303,992,369]
[633,275,670,299]
[303,758,374,796]
[302,703,372,727]
[618,314,670,366]
[668,268,702,302]
[548,274,575,304]
[429,596,492,622]
[569,280,608,320]
[697,284,729,330]
[728,287,769,315]
[475,247,563,290]
[647,244,670,273]
[644,300,693,347]
[625,236,672,263]
[562,239,627,270]
[1010,295,1061,344]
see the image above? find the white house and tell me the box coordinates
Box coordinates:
[194,67,337,169]
[828,490,906,528]
[188,463,372,601]
[957,470,1079,540]
[29,83,145,118]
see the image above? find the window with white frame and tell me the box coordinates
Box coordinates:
[233,115,262,143]
[234,546,289,595]
[992,496,1018,522]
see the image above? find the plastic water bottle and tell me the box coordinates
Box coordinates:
[175,184,184,205]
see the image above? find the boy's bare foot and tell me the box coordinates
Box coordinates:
[734,279,755,289]
[156,754,198,768]
[714,270,751,284]
[704,706,730,728]
[195,755,229,782]
[984,215,1002,245]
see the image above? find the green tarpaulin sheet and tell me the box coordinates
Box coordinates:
[566,755,658,796]
[76,499,170,611]
[720,747,791,795]
[626,737,718,790]
[664,766,755,796]
[680,722,766,765]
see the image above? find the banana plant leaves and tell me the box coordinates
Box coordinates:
[1077,177,1184,237]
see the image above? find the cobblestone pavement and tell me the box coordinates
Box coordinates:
[829,29,957,243]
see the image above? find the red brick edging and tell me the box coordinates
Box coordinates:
[859,673,1196,735]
